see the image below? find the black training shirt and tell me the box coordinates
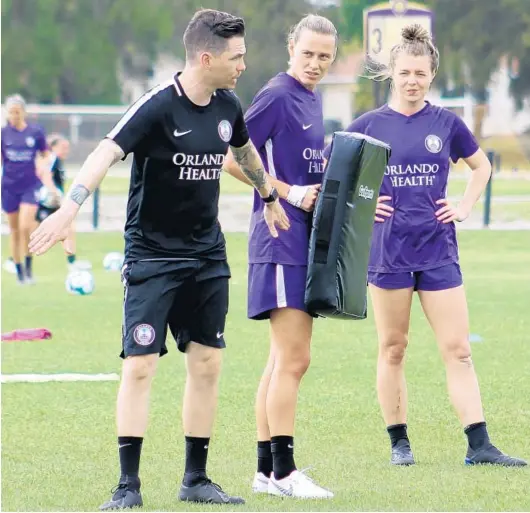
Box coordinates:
[107,74,249,262]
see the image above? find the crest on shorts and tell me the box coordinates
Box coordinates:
[26,136,35,148]
[425,134,442,154]
[134,324,155,346]
[218,120,232,143]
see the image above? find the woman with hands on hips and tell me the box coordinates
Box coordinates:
[323,24,526,468]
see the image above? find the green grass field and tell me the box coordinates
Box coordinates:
[447,175,530,198]
[83,172,530,198]
[2,231,530,512]
[70,172,253,196]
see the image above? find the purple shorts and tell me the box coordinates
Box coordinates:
[1,185,39,214]
[248,263,312,320]
[368,263,463,291]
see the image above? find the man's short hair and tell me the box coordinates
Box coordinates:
[183,9,245,58]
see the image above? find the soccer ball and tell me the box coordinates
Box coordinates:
[65,270,95,295]
[103,252,125,272]
[37,186,63,209]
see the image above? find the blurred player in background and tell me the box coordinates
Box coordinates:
[1,94,60,284]
[325,25,526,467]
[224,14,336,498]
[35,134,77,269]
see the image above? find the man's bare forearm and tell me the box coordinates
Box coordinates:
[230,141,271,197]
[223,150,253,186]
[223,149,290,199]
[64,139,124,213]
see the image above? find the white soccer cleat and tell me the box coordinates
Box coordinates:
[268,469,334,499]
[252,472,270,493]
[3,259,17,274]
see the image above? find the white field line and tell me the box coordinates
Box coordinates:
[1,373,119,383]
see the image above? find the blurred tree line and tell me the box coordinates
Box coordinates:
[337,0,530,138]
[1,0,338,107]
[338,0,530,107]
[2,0,529,113]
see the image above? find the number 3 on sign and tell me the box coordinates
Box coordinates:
[372,28,382,54]
[366,15,385,59]
[364,6,433,65]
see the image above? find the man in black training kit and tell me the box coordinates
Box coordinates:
[29,9,289,510]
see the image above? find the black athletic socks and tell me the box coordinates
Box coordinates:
[271,436,296,480]
[465,421,490,450]
[387,423,410,448]
[118,436,143,489]
[183,436,210,486]
[257,440,273,476]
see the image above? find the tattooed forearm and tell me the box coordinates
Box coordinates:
[68,184,91,206]
[230,141,268,191]
[65,139,125,208]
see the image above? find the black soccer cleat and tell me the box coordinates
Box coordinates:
[99,480,143,510]
[465,444,527,467]
[391,440,416,466]
[179,478,245,505]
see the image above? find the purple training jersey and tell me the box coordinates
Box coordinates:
[324,102,479,272]
[1,123,47,192]
[245,73,325,266]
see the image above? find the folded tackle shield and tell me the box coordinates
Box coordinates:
[305,131,390,319]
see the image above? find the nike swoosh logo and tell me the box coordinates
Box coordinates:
[119,444,132,449]
[271,480,294,496]
[216,332,224,339]
[303,124,312,130]
[174,130,192,137]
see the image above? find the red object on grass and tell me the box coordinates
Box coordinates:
[1,328,52,341]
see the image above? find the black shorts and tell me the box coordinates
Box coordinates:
[36,205,59,222]
[121,259,230,358]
